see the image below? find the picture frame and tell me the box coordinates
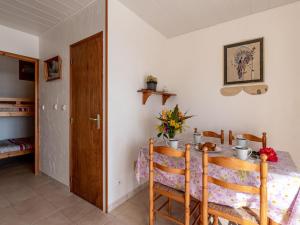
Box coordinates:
[19,60,35,81]
[44,56,62,81]
[224,38,264,86]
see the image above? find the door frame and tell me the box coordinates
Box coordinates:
[69,31,105,210]
[105,0,108,213]
[0,50,40,175]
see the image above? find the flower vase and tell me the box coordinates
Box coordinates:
[168,139,179,149]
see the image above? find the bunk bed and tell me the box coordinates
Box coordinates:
[0,98,34,159]
[0,97,34,117]
[0,138,34,159]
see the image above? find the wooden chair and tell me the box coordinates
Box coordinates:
[202,146,268,225]
[149,139,200,225]
[201,130,225,144]
[229,131,267,148]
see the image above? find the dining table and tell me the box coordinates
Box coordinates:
[135,138,300,225]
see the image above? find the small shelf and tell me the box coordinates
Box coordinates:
[137,89,176,105]
[0,97,34,117]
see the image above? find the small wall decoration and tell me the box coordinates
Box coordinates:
[224,38,264,85]
[44,56,62,81]
[19,60,35,81]
[220,84,268,96]
[146,75,158,91]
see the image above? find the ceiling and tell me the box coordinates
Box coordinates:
[0,0,96,35]
[118,0,300,38]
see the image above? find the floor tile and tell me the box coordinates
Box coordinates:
[58,196,97,223]
[111,201,148,225]
[33,180,73,206]
[0,195,11,209]
[12,196,58,224]
[0,206,28,225]
[77,208,113,225]
[3,185,38,205]
[32,211,73,225]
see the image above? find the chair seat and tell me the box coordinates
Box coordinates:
[208,202,260,224]
[154,182,185,203]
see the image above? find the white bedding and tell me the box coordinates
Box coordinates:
[0,138,33,154]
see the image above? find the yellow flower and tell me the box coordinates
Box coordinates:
[170,120,176,126]
[167,111,172,117]
[175,123,180,129]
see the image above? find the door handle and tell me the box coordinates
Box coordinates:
[89,114,101,130]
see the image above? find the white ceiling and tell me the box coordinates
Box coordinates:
[0,0,96,35]
[118,0,300,38]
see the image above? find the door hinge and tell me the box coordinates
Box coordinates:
[70,58,73,65]
[70,117,74,125]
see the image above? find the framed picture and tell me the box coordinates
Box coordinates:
[19,60,35,81]
[224,38,264,85]
[44,56,62,81]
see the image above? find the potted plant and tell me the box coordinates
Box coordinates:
[146,75,157,91]
[156,105,193,149]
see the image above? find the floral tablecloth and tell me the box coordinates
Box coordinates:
[135,141,300,225]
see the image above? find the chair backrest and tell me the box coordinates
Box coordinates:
[229,130,267,148]
[202,146,268,225]
[149,138,190,187]
[202,130,225,144]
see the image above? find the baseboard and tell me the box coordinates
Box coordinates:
[108,182,148,212]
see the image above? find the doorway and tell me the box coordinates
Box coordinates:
[70,32,104,209]
[0,50,39,175]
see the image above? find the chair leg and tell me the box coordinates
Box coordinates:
[213,216,218,225]
[198,204,202,225]
[269,219,280,225]
[168,198,172,215]
[185,203,190,225]
[228,222,238,225]
[149,193,154,225]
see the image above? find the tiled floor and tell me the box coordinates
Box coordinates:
[0,160,188,225]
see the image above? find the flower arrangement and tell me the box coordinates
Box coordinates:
[156,105,193,139]
[259,147,278,162]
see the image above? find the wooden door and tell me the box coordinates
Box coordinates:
[70,32,103,209]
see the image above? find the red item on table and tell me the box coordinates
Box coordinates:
[259,147,278,162]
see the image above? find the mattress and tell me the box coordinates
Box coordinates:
[0,107,32,112]
[0,138,34,154]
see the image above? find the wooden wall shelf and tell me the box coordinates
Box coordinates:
[137,89,176,105]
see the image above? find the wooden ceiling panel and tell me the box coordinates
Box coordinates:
[0,0,97,35]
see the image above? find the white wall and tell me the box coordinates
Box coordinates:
[0,24,38,58]
[108,0,168,208]
[39,0,105,185]
[162,2,300,165]
[0,56,35,98]
[0,56,34,140]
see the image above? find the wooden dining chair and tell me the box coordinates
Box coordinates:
[202,130,225,144]
[229,130,267,148]
[149,139,200,225]
[202,146,268,225]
